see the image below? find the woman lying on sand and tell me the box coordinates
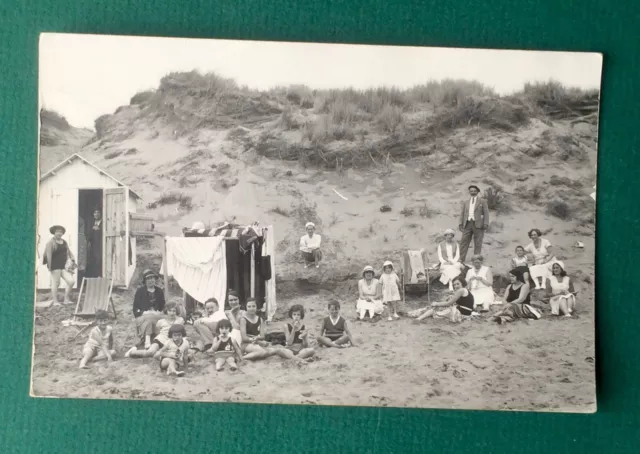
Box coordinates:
[492,268,541,324]
[317,300,355,348]
[409,277,474,323]
[356,265,383,320]
[126,302,184,358]
[546,261,576,317]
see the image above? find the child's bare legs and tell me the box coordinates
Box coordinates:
[318,335,349,348]
[93,350,116,361]
[161,358,178,375]
[79,346,96,369]
[128,343,159,358]
[215,357,226,371]
[298,348,315,359]
[226,357,238,371]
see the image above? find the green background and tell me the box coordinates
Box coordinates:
[1,1,637,452]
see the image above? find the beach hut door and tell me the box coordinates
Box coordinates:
[103,187,129,287]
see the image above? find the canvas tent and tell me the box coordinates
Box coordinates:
[162,222,277,321]
[36,154,153,290]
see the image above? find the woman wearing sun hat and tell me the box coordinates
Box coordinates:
[43,225,76,306]
[437,228,463,291]
[132,269,167,349]
[299,221,322,268]
[356,265,383,320]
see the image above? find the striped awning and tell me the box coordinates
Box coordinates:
[182,222,263,239]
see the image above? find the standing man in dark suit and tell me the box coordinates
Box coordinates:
[458,185,490,262]
[86,207,103,277]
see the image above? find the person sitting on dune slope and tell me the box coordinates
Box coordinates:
[299,222,322,268]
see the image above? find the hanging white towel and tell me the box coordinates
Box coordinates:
[163,237,227,305]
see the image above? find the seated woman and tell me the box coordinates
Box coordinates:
[524,229,557,289]
[437,229,464,291]
[132,269,166,349]
[240,298,287,361]
[224,290,245,347]
[411,277,474,323]
[356,265,384,320]
[546,261,576,317]
[465,255,496,312]
[492,268,541,324]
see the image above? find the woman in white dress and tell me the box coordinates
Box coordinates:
[545,261,576,317]
[356,265,383,320]
[524,229,557,289]
[437,229,463,291]
[465,254,495,312]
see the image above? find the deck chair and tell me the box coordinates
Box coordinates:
[72,276,117,323]
[402,250,430,296]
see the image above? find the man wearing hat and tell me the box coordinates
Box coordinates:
[458,185,490,262]
[85,207,103,278]
[299,222,322,268]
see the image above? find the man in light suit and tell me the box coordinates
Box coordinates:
[458,185,490,262]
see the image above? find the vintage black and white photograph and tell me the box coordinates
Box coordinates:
[33,33,601,412]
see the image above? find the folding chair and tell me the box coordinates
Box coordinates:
[73,276,117,321]
[402,250,430,296]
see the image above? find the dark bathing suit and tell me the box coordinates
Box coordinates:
[244,316,262,337]
[506,284,531,304]
[456,291,475,316]
[287,323,306,354]
[322,316,345,341]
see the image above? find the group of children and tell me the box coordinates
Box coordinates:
[79,296,359,376]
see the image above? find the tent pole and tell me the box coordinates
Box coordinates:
[250,242,255,299]
[161,236,170,298]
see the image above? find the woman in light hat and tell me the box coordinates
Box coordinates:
[437,228,463,291]
[356,265,384,320]
[43,225,76,306]
[132,269,167,349]
[545,261,576,317]
[380,261,401,321]
[299,221,322,268]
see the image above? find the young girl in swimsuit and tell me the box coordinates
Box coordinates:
[317,300,355,348]
[278,304,315,361]
[211,319,242,371]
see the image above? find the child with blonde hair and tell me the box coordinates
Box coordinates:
[380,261,401,321]
[126,302,184,358]
[79,310,115,368]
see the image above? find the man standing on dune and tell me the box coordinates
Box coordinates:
[458,185,490,263]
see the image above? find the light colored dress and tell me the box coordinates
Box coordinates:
[466,266,496,311]
[437,241,463,287]
[356,278,384,317]
[155,316,185,345]
[380,272,401,303]
[525,238,557,286]
[548,276,576,315]
[511,255,528,268]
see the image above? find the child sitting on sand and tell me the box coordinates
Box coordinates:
[154,324,191,377]
[125,302,184,358]
[380,260,401,321]
[317,300,355,348]
[79,310,115,369]
[211,319,242,371]
[279,304,316,361]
